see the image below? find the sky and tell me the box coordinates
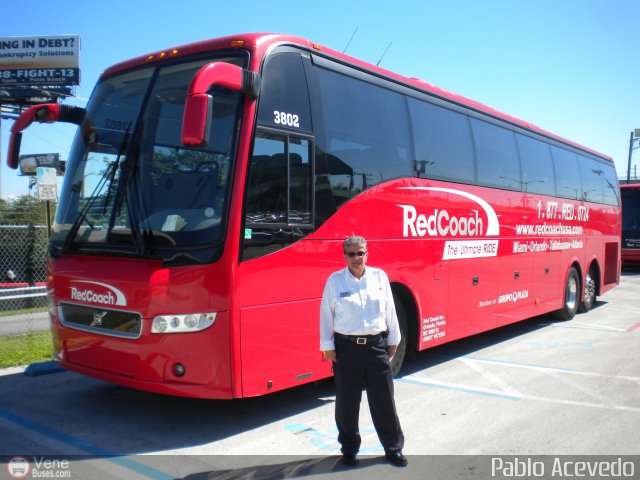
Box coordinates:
[1,0,639,199]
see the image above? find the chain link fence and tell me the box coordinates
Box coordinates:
[0,223,49,335]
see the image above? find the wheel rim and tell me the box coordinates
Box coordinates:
[566,275,578,310]
[584,273,595,304]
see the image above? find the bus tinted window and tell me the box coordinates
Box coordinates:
[408,98,475,184]
[245,131,312,226]
[313,66,411,202]
[516,134,556,196]
[578,155,605,204]
[257,53,312,131]
[599,162,620,206]
[470,118,521,190]
[551,146,582,200]
[246,132,288,221]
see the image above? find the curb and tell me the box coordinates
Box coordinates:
[24,361,64,377]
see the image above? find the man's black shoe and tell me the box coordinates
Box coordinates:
[341,454,359,466]
[385,452,408,467]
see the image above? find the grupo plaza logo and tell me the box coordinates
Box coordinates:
[398,187,500,238]
[69,280,127,306]
[7,456,30,478]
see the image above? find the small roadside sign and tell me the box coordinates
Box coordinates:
[36,166,57,200]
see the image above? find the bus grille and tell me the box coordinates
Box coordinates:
[58,303,142,338]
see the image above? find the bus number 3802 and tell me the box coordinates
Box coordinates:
[273,110,300,128]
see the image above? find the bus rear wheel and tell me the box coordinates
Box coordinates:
[553,267,580,321]
[578,267,596,313]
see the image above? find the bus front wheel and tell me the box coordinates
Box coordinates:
[390,293,408,377]
[553,267,580,321]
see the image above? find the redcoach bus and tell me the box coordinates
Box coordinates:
[621,183,640,266]
[6,33,621,399]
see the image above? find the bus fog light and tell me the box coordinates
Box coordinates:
[151,312,217,333]
[174,363,186,377]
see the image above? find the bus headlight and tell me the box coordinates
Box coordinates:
[151,313,216,333]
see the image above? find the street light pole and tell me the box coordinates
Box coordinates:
[627,129,640,183]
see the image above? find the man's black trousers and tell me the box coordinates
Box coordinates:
[333,333,404,455]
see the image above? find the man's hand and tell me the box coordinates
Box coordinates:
[322,350,337,362]
[387,345,397,358]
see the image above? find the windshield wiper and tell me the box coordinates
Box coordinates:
[62,161,116,252]
[63,126,130,252]
[110,128,155,257]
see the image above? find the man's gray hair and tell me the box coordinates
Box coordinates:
[343,235,367,253]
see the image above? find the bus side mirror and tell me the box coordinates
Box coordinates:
[6,103,85,169]
[182,62,260,146]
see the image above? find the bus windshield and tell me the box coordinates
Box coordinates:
[51,55,245,264]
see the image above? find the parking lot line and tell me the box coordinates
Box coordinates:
[0,407,174,480]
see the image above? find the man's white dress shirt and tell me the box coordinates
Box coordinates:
[320,266,401,351]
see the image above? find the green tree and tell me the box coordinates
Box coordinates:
[0,195,55,225]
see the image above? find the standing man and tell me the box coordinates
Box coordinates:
[320,235,407,467]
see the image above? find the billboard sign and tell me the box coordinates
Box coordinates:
[18,153,63,176]
[0,35,80,86]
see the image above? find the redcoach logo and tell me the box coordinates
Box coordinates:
[398,187,500,238]
[399,205,484,237]
[69,280,126,306]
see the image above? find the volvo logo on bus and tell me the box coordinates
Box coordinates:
[90,311,108,327]
[69,280,127,306]
[398,187,500,238]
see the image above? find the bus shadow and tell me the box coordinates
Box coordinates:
[0,363,337,456]
[621,267,640,276]
[397,305,604,377]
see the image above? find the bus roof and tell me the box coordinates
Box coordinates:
[102,32,612,162]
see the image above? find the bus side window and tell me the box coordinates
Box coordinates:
[243,131,313,260]
[471,117,521,191]
[311,63,412,210]
[599,163,620,206]
[245,133,288,220]
[408,98,475,184]
[551,146,583,201]
[579,154,605,204]
[517,134,556,196]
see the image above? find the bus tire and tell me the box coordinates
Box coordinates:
[390,293,408,378]
[553,267,580,321]
[578,267,596,313]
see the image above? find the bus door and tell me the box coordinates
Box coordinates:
[238,130,318,397]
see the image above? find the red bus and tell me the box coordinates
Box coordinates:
[621,183,640,266]
[6,33,621,399]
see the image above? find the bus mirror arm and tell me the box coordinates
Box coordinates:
[6,103,86,169]
[182,62,261,146]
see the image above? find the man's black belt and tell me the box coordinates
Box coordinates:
[335,331,388,345]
